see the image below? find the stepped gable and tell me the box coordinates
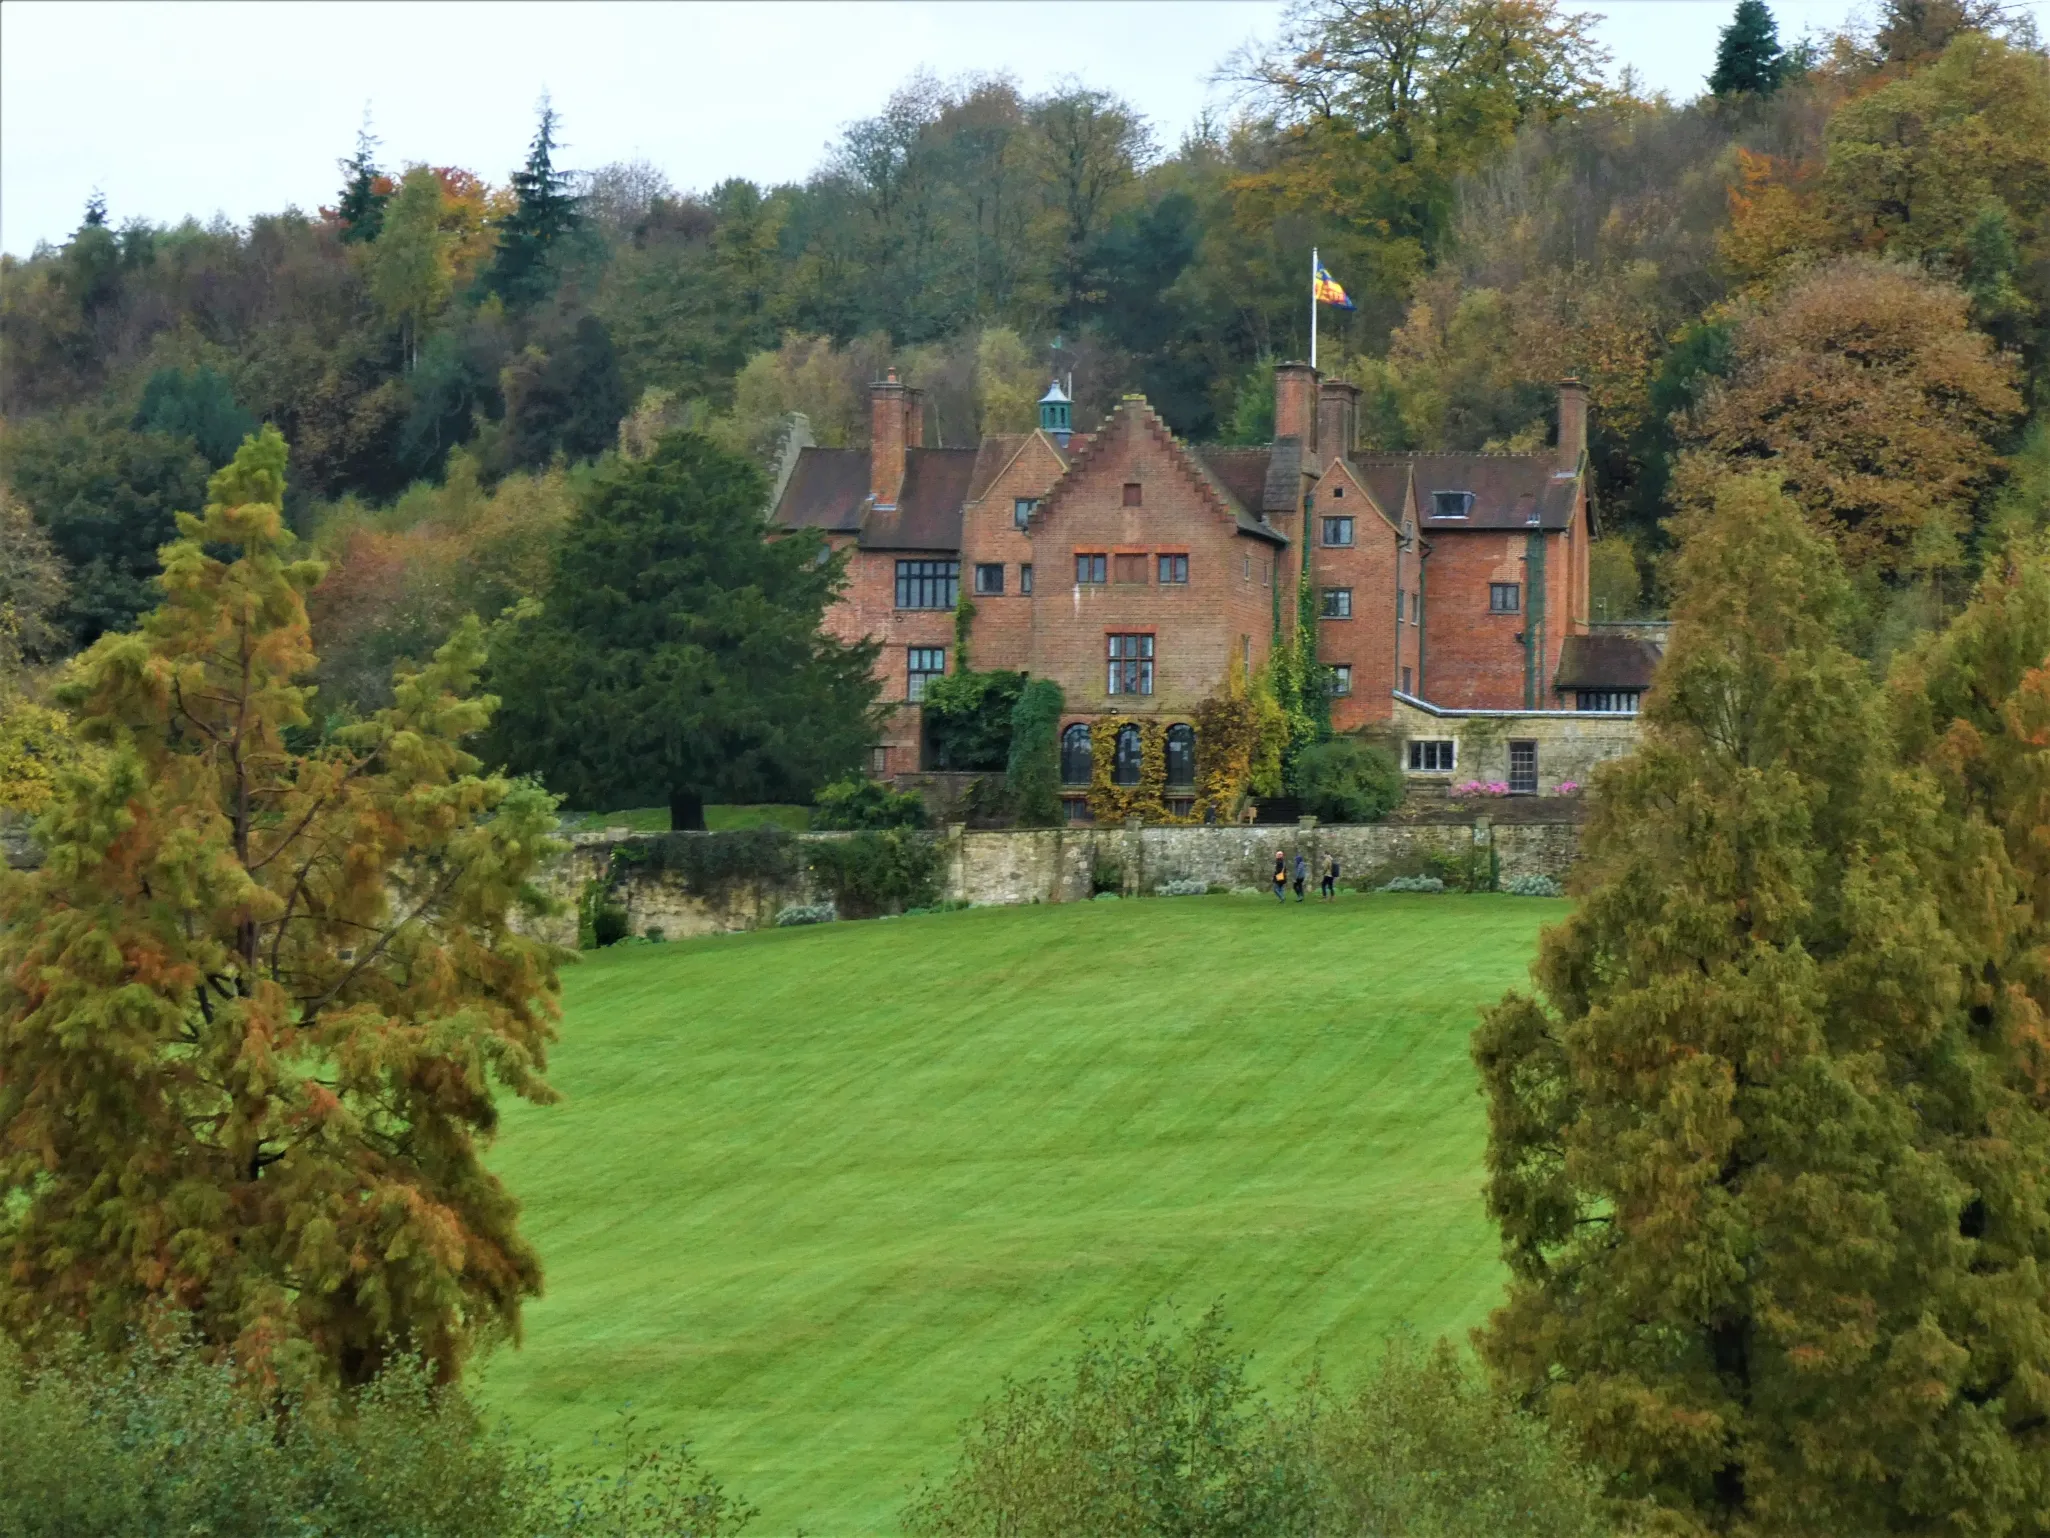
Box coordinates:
[1553,633,1662,693]
[1040,395,1287,545]
[858,447,979,551]
[1354,452,1580,531]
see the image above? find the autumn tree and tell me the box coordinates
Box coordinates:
[371,166,454,370]
[1473,473,2050,1535]
[0,429,566,1387]
[487,432,882,830]
[1674,257,2021,581]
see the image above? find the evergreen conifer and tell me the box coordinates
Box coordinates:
[485,100,585,308]
[1473,475,2050,1534]
[1710,0,1786,97]
[335,121,388,245]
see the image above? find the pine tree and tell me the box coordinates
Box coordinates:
[487,431,882,831]
[1473,474,2050,1535]
[484,99,585,308]
[1709,0,1786,97]
[0,430,567,1387]
[335,120,388,245]
[82,189,108,229]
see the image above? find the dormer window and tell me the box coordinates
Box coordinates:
[1433,491,1473,519]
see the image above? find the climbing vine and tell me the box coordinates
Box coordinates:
[1087,715,1174,824]
[1192,654,1289,821]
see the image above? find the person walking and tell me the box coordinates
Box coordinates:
[1321,853,1339,901]
[1292,852,1309,903]
[1273,850,1288,903]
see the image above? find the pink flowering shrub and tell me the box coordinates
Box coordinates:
[1553,780,1581,796]
[1453,780,1511,797]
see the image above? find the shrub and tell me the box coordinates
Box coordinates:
[1006,679,1065,827]
[1452,779,1511,797]
[577,878,631,949]
[775,901,837,927]
[806,828,942,917]
[813,776,927,830]
[1090,850,1124,895]
[1155,878,1208,897]
[922,669,1027,771]
[0,1338,755,1538]
[1092,891,1122,902]
[1381,874,1447,892]
[1290,738,1404,824]
[1504,873,1564,897]
[903,1309,1615,1538]
[645,827,800,899]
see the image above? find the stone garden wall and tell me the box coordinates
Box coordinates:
[528,806,1585,947]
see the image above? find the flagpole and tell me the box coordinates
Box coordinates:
[1309,245,1318,371]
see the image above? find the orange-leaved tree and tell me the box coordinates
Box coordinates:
[0,428,567,1388]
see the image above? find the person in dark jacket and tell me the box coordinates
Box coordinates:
[1292,853,1308,902]
[1273,851,1288,902]
[1321,854,1339,901]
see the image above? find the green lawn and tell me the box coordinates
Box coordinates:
[480,893,1563,1535]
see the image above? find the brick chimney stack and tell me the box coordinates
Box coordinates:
[1317,378,1360,469]
[1273,361,1319,457]
[1557,377,1588,472]
[870,369,923,508]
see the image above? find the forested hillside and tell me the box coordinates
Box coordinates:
[2,0,2046,722]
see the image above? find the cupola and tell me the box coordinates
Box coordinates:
[1038,380,1072,447]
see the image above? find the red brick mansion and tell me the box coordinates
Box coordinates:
[770,363,1658,812]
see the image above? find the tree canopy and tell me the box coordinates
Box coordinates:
[487,431,882,829]
[0,429,566,1387]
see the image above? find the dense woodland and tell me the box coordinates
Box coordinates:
[2,0,2047,731]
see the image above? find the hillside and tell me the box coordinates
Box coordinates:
[480,891,1565,1535]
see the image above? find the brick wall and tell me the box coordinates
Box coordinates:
[959,433,1067,674]
[1311,460,1406,728]
[1028,401,1281,719]
[829,535,953,773]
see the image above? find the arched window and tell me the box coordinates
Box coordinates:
[1165,724,1196,787]
[1060,723,1092,786]
[1114,724,1143,786]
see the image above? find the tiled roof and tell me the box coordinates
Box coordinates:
[771,447,869,534]
[858,448,979,551]
[1195,442,1303,518]
[1552,633,1662,691]
[1353,453,1581,531]
[964,434,1031,505]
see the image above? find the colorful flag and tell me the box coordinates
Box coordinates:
[1313,263,1355,310]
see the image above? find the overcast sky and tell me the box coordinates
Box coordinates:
[4,0,2041,257]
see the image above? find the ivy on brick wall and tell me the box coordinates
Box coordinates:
[1191,656,1289,822]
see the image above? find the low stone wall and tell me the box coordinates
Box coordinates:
[529,812,1585,944]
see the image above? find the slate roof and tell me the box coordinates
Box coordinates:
[1353,454,1581,531]
[1552,633,1663,692]
[1195,441,1304,518]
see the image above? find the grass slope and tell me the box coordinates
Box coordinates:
[482,893,1563,1535]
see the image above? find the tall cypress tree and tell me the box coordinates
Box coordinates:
[485,99,585,308]
[1473,475,2050,1534]
[1709,0,1786,97]
[334,120,388,244]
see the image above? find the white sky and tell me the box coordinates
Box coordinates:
[3,0,2041,258]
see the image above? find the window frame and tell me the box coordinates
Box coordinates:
[1074,551,1107,585]
[1164,723,1196,787]
[1320,586,1353,620]
[1122,481,1143,507]
[1112,551,1149,585]
[907,646,948,701]
[1112,723,1144,785]
[1489,582,1521,614]
[1432,491,1474,519]
[1059,722,1093,786]
[1012,497,1038,530]
[1326,664,1353,696]
[1157,552,1189,585]
[895,558,960,611]
[1321,515,1355,548]
[974,562,1005,596]
[1407,739,1457,773]
[1576,690,1639,713]
[1106,632,1156,696]
[1508,739,1538,794]
[1020,562,1034,595]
